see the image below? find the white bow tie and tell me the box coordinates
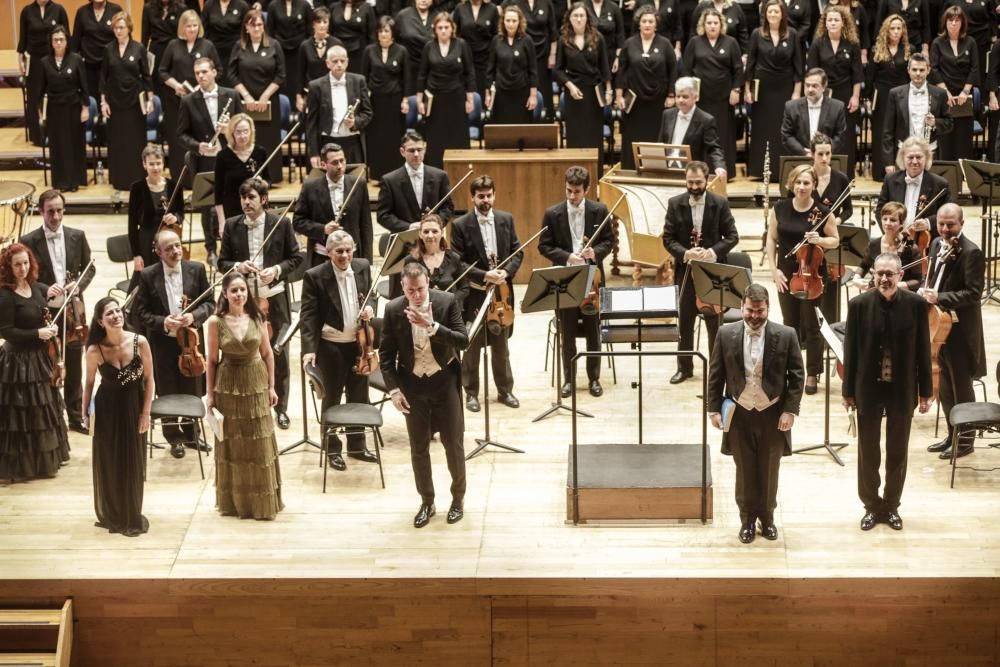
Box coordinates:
[164,265,181,276]
[808,103,822,110]
[337,267,354,280]
[905,176,920,186]
[678,113,691,121]
[244,216,265,229]
[911,87,926,95]
[689,196,703,206]
[747,328,762,338]
[44,230,62,241]
[478,216,492,226]
[331,80,346,88]
[203,91,218,99]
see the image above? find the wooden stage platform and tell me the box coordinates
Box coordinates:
[1,209,1000,665]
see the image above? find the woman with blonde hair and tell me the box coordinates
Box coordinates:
[486,5,538,126]
[866,14,910,180]
[213,113,268,223]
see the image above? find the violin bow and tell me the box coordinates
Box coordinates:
[444,228,546,294]
[785,180,856,258]
[423,169,474,218]
[49,257,95,322]
[444,260,479,293]
[580,194,627,253]
[162,164,189,215]
[252,120,302,180]
[912,188,947,222]
[332,166,368,229]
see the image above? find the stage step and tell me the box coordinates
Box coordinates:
[567,443,712,523]
[0,600,72,667]
[0,653,58,666]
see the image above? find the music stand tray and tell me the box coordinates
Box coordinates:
[779,155,848,197]
[689,261,751,310]
[382,229,420,276]
[191,172,215,209]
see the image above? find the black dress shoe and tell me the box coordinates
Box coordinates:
[860,511,878,531]
[328,453,346,471]
[940,445,974,460]
[170,442,186,459]
[804,376,818,395]
[759,522,778,541]
[276,412,290,430]
[886,511,903,530]
[447,505,464,524]
[927,439,950,453]
[414,503,436,528]
[670,370,692,385]
[560,382,572,398]
[738,522,756,544]
[465,394,481,412]
[497,393,520,408]
[68,421,88,435]
[347,449,378,463]
[588,380,603,397]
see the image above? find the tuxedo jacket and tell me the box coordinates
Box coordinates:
[304,72,374,158]
[875,170,951,233]
[378,289,469,393]
[299,257,372,356]
[176,86,242,172]
[661,191,738,268]
[449,209,522,320]
[376,165,454,233]
[292,173,373,263]
[19,225,96,295]
[780,96,847,156]
[656,107,725,172]
[927,234,986,378]
[842,287,932,411]
[707,320,805,454]
[538,199,614,281]
[882,84,952,169]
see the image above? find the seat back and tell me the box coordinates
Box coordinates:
[106,234,134,264]
[533,90,546,122]
[468,92,483,141]
[147,95,162,142]
[726,251,753,273]
[405,94,418,129]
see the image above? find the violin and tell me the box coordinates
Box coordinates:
[904,224,932,279]
[177,295,207,378]
[577,195,627,316]
[352,292,379,376]
[485,254,514,335]
[43,309,64,388]
[62,271,89,346]
[690,229,723,315]
[788,206,827,301]
[926,237,960,400]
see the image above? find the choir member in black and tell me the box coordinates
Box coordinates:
[454,0,500,98]
[866,15,911,180]
[300,230,379,470]
[657,77,727,176]
[416,13,476,168]
[377,130,455,232]
[875,0,930,54]
[811,133,852,322]
[266,0,311,97]
[690,0,750,55]
[218,178,304,429]
[554,4,612,175]
[201,0,249,84]
[228,9,286,183]
[989,39,1000,161]
[380,261,469,528]
[129,145,185,271]
[635,0,683,55]
[827,0,871,59]
[160,10,222,180]
[745,1,803,180]
[329,0,376,75]
[502,0,558,121]
[615,6,676,169]
[882,52,952,173]
[393,214,471,303]
[141,0,184,101]
[583,0,625,71]
[361,17,410,178]
[213,113,268,223]
[780,67,847,156]
[38,26,89,193]
[782,0,811,45]
[850,201,925,291]
[395,0,435,74]
[450,175,522,410]
[876,136,951,230]
[133,229,214,457]
[683,8,743,176]
[18,0,70,145]
[72,0,123,100]
[293,142,373,266]
[920,203,985,460]
[765,164,839,394]
[941,0,992,87]
[19,188,96,434]
[0,244,70,482]
[661,160,739,384]
[538,165,613,398]
[304,46,373,166]
[930,7,979,161]
[486,6,538,125]
[808,5,862,175]
[101,13,153,192]
[296,9,347,111]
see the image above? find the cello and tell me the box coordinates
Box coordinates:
[925,237,960,400]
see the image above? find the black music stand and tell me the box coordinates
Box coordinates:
[960,159,1000,304]
[824,225,870,322]
[794,308,850,465]
[382,229,420,276]
[522,265,595,422]
[277,318,323,456]
[689,260,751,336]
[778,155,848,197]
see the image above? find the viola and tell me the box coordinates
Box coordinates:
[62,271,89,346]
[904,225,931,279]
[788,207,827,301]
[925,236,960,400]
[43,309,64,388]
[485,254,514,335]
[352,290,379,376]
[177,295,206,378]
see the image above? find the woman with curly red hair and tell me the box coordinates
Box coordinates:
[0,243,71,483]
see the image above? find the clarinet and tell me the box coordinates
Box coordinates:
[758,143,771,266]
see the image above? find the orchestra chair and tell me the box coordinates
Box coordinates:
[695,250,752,349]
[973,87,985,153]
[468,92,484,147]
[146,95,162,145]
[105,234,135,300]
[303,364,386,493]
[146,395,209,480]
[533,90,546,122]
[544,314,616,387]
[946,360,1000,488]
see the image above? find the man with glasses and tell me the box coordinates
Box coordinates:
[376,130,454,233]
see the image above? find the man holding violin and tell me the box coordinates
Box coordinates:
[299,230,379,471]
[876,137,951,239]
[450,174,522,412]
[19,189,95,434]
[218,178,304,431]
[661,161,739,385]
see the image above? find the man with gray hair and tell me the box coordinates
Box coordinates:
[657,77,726,180]
[305,45,373,166]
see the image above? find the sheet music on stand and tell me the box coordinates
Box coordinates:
[600,285,678,319]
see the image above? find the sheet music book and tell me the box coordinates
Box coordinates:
[815,308,844,363]
[146,51,155,75]
[642,286,677,312]
[594,85,606,108]
[423,90,434,116]
[721,397,736,432]
[246,101,272,122]
[610,288,643,311]
[622,89,637,114]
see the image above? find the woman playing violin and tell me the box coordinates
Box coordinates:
[851,201,925,292]
[128,144,185,272]
[766,163,839,395]
[213,113,269,224]
[811,132,852,325]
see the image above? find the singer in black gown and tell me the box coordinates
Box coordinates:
[486,6,538,125]
[361,17,410,179]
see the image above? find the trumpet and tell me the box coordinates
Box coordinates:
[208,98,234,150]
[335,99,361,135]
[922,112,935,141]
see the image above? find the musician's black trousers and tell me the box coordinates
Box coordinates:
[677,276,720,375]
[939,342,976,448]
[857,401,913,513]
[558,307,601,383]
[63,342,83,424]
[400,369,466,506]
[317,339,369,453]
[462,325,514,398]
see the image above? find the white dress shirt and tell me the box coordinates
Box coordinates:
[407,164,424,207]
[245,213,267,270]
[932,233,962,292]
[904,172,923,228]
[671,107,694,146]
[44,226,66,285]
[321,264,359,342]
[477,209,497,259]
[202,84,219,124]
[807,101,822,142]
[163,263,184,336]
[908,84,929,138]
[567,201,586,254]
[328,74,349,135]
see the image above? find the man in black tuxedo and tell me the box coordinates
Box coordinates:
[380,262,469,528]
[781,68,847,157]
[539,165,614,399]
[133,229,215,457]
[305,46,373,167]
[843,253,932,532]
[881,54,952,175]
[293,142,372,267]
[218,178,304,430]
[19,189,96,433]
[707,283,804,544]
[300,230,379,470]
[657,77,727,180]
[876,136,951,237]
[661,161,739,385]
[376,130,455,233]
[920,204,986,460]
[450,174,522,411]
[177,56,242,265]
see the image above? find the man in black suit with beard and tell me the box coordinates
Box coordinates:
[657,77,727,180]
[780,68,847,157]
[707,283,804,544]
[876,136,951,238]
[843,253,932,532]
[300,230,378,470]
[19,188,96,433]
[881,53,952,175]
[920,204,986,461]
[450,174,522,412]
[376,130,455,233]
[662,160,739,385]
[380,262,469,528]
[218,178,304,430]
[305,46,373,167]
[293,142,372,267]
[177,56,242,265]
[133,229,215,457]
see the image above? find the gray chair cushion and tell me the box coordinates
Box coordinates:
[950,402,1000,429]
[322,403,383,428]
[151,394,206,419]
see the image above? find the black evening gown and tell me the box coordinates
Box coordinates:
[487,35,538,126]
[39,53,90,191]
[502,0,559,119]
[746,28,802,180]
[0,284,71,482]
[683,33,743,175]
[361,42,409,179]
[554,35,612,174]
[93,335,149,537]
[19,1,71,145]
[930,35,979,162]
[141,0,183,101]
[229,42,287,183]
[72,2,124,101]
[615,33,675,170]
[202,0,250,86]
[101,40,152,191]
[874,0,931,52]
[266,0,312,95]
[807,35,863,176]
[417,38,477,168]
[329,1,377,74]
[214,145,270,218]
[865,46,908,180]
[453,1,500,98]
[159,37,222,181]
[394,7,433,75]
